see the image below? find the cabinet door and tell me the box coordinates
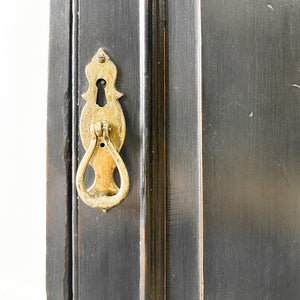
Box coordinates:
[47,0,300,299]
[47,0,202,299]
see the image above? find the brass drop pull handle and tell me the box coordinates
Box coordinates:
[75,49,129,211]
[76,120,129,211]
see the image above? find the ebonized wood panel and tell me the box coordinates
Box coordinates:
[75,1,141,299]
[166,1,203,299]
[47,0,72,298]
[202,1,300,298]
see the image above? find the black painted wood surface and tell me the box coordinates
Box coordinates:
[75,0,141,299]
[47,0,72,298]
[48,0,168,299]
[47,0,300,299]
[166,0,202,299]
[202,1,300,299]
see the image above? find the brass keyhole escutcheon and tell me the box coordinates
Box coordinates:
[76,48,129,211]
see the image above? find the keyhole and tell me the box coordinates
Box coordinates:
[96,78,107,107]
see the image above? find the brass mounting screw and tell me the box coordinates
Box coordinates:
[97,55,105,63]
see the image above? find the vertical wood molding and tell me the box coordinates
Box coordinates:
[47,0,73,298]
[71,0,79,298]
[166,0,203,299]
[142,0,167,299]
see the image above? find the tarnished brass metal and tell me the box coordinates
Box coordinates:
[76,48,129,211]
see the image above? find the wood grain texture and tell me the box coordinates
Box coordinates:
[166,1,202,299]
[48,0,168,298]
[202,1,300,299]
[47,0,72,298]
[76,0,141,299]
[144,0,167,298]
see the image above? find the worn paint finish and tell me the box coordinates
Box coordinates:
[166,0,202,299]
[76,1,141,299]
[48,0,168,298]
[48,0,300,299]
[202,0,300,299]
[47,0,73,299]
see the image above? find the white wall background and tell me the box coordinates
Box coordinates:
[0,0,49,299]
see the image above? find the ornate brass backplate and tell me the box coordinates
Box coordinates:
[76,48,129,211]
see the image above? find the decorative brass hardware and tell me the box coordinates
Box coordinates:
[76,48,129,211]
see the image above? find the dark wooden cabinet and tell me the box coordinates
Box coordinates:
[47,0,300,299]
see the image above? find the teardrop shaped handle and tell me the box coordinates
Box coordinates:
[76,120,129,211]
